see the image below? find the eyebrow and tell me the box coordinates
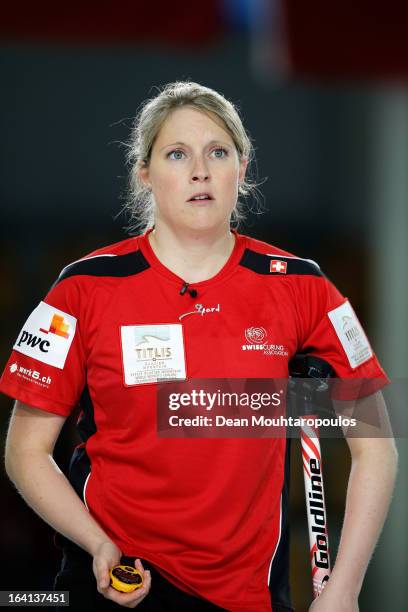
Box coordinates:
[159,139,232,152]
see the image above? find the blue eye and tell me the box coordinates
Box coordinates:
[212,148,228,158]
[167,147,228,160]
[168,150,185,160]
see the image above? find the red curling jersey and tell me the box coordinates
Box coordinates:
[0,230,389,612]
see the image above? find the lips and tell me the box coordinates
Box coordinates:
[188,192,214,202]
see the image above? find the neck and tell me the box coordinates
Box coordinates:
[147,224,236,283]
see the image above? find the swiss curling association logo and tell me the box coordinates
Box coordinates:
[242,327,288,357]
[245,327,267,344]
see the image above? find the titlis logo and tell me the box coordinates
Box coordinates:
[308,458,330,571]
[135,347,172,360]
[342,315,361,345]
[16,331,50,353]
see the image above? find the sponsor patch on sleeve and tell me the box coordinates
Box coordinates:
[13,301,77,369]
[327,300,373,369]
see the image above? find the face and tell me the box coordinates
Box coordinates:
[139,106,247,235]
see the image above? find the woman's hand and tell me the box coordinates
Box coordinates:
[92,540,152,608]
[308,589,358,612]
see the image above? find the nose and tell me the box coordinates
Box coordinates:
[191,156,210,182]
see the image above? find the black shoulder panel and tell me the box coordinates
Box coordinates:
[54,250,150,286]
[239,249,323,277]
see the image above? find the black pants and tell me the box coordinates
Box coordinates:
[53,539,228,611]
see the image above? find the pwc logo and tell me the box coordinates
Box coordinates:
[40,313,71,339]
[17,314,71,353]
[13,301,77,370]
[17,332,51,353]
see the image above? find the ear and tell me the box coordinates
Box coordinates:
[137,161,151,189]
[238,157,249,184]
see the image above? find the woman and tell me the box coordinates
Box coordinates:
[1,82,397,611]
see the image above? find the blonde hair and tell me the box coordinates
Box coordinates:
[123,81,264,234]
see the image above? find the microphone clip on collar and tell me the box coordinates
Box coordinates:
[180,282,198,298]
